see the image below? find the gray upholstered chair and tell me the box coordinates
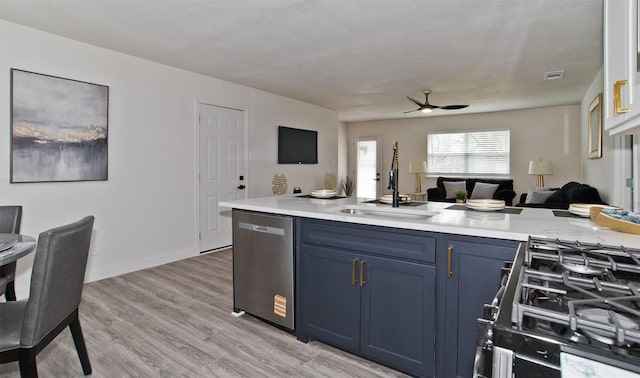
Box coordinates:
[0,216,94,377]
[0,205,23,301]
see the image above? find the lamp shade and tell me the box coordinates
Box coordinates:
[409,160,428,173]
[528,160,553,175]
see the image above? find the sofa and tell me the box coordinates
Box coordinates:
[516,181,606,209]
[426,177,516,206]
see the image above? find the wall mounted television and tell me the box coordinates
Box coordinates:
[278,126,318,164]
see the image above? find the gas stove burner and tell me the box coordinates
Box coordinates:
[491,240,640,375]
[550,263,618,283]
[525,288,567,312]
[577,308,640,346]
[527,237,606,253]
[525,236,640,280]
[526,236,637,255]
[556,261,608,275]
[548,323,589,343]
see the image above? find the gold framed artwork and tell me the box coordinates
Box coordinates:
[588,93,602,159]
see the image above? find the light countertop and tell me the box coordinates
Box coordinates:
[219,196,640,246]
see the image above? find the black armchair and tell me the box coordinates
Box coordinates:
[0,216,94,377]
[516,182,606,209]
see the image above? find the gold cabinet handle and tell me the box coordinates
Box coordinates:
[360,260,366,287]
[352,259,357,285]
[614,79,629,114]
[447,247,453,277]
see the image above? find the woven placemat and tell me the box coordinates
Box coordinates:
[297,194,345,200]
[447,204,523,214]
[552,210,584,218]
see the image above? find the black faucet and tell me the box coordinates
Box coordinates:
[388,141,399,207]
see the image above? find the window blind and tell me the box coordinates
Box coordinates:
[427,130,510,175]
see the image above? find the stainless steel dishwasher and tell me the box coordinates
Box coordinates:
[232,209,294,330]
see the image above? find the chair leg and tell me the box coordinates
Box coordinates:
[69,315,92,375]
[5,280,16,301]
[18,348,38,378]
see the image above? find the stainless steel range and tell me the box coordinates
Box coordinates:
[476,237,640,377]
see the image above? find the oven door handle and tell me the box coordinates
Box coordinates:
[473,345,487,378]
[491,285,506,307]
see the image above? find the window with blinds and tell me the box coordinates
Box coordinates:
[427,130,510,175]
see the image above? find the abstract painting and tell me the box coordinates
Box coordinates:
[10,69,109,183]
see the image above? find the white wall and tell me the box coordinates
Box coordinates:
[337,122,349,194]
[246,91,339,197]
[0,20,339,297]
[346,105,582,199]
[580,67,617,204]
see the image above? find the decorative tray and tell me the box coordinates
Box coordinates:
[590,207,640,235]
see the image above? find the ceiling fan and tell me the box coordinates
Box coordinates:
[404,90,469,114]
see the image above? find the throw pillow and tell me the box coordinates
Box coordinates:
[528,190,555,204]
[525,185,543,202]
[525,186,555,204]
[470,182,499,199]
[443,181,467,199]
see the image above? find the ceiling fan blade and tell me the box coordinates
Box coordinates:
[403,91,468,114]
[406,96,424,107]
[440,105,469,110]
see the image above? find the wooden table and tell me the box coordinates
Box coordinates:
[0,233,36,266]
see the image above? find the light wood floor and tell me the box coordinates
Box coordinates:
[0,249,408,377]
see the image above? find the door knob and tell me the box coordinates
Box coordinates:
[237,185,246,189]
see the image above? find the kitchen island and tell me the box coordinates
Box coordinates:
[220,196,640,378]
[220,195,638,245]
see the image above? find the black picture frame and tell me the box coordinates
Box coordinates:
[10,69,109,183]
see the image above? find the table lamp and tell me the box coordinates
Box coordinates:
[409,160,428,193]
[528,159,553,187]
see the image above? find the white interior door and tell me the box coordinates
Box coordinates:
[355,136,381,199]
[198,103,246,252]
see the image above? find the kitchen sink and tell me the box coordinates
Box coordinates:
[330,205,438,219]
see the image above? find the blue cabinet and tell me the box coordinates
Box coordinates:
[361,255,435,374]
[297,218,519,378]
[442,235,518,378]
[299,244,360,352]
[298,219,437,377]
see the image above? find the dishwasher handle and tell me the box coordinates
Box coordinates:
[238,221,286,236]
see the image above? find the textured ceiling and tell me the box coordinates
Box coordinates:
[0,0,603,122]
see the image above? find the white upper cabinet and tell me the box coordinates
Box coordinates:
[604,0,640,134]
